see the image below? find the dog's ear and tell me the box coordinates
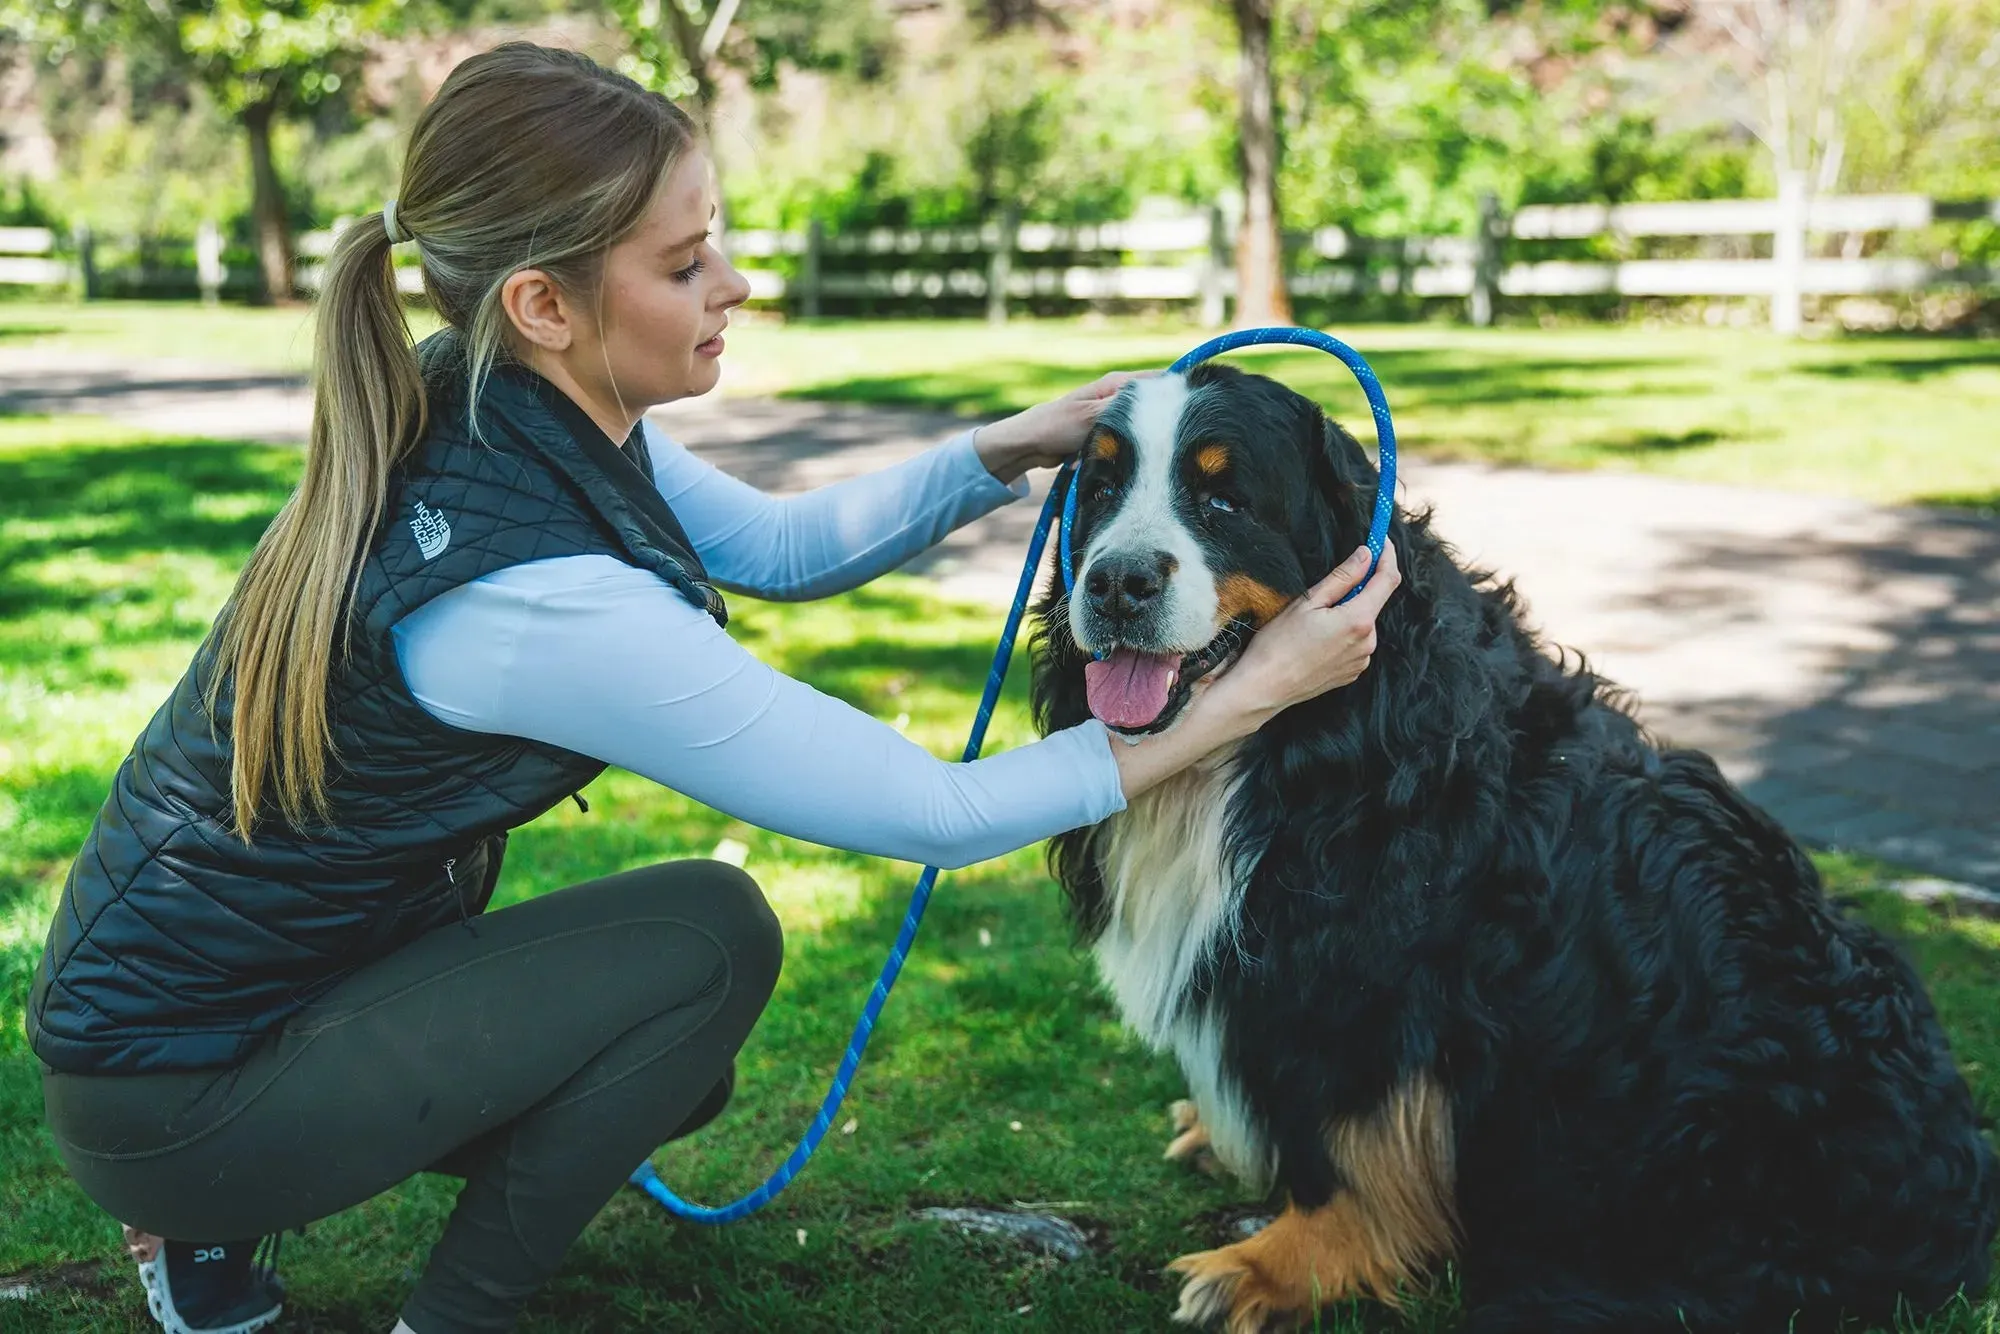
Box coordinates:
[1299,399,1375,572]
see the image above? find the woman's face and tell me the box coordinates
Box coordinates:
[575,149,751,413]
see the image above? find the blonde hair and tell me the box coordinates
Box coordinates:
[206,43,698,838]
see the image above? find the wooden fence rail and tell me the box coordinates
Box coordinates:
[4,191,1992,330]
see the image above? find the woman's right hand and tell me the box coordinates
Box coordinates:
[1103,541,1399,804]
[1202,540,1401,730]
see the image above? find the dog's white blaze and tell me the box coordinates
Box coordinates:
[1091,749,1273,1189]
[1070,374,1219,653]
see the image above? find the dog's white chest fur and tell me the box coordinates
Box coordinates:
[1092,752,1272,1186]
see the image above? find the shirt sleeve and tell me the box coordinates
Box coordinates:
[390,554,1126,870]
[643,418,1028,602]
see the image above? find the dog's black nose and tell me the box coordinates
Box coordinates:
[1085,551,1175,623]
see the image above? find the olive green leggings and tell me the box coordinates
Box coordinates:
[42,859,783,1333]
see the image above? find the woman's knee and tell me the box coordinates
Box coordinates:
[687,860,783,998]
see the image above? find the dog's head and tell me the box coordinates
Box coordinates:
[1057,362,1383,736]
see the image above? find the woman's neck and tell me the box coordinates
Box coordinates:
[524,352,641,445]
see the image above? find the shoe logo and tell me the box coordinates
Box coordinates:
[410,499,450,560]
[194,1246,227,1262]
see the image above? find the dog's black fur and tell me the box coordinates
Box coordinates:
[1030,363,1998,1332]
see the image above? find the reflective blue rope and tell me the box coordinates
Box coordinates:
[630,455,1076,1223]
[634,325,1397,1224]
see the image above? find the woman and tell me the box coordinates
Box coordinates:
[29,42,1400,1334]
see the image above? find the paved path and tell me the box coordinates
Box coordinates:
[6,350,1995,891]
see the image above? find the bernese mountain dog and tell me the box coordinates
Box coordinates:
[1028,362,1997,1333]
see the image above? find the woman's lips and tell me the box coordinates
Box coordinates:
[696,332,726,357]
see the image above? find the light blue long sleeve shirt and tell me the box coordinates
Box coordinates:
[391,420,1124,870]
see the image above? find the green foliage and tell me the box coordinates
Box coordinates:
[1837,0,2000,261]
[1277,0,1758,236]
[722,7,1236,231]
[605,0,896,101]
[176,0,407,115]
[0,178,58,228]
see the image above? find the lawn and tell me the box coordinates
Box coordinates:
[2,301,1997,511]
[1,419,1997,1331]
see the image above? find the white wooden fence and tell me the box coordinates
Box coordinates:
[723,190,1998,331]
[6,191,1993,330]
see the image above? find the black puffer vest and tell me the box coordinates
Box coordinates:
[28,334,727,1075]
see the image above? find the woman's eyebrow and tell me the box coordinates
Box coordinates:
[663,208,719,255]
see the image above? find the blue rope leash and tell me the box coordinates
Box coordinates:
[631,325,1397,1223]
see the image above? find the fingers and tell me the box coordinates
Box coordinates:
[1304,543,1377,608]
[1074,369,1159,401]
[1305,539,1401,612]
[1347,539,1401,617]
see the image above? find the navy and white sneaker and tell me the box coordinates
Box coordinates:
[130,1230,286,1334]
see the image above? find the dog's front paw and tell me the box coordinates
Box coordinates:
[1169,1245,1299,1333]
[1164,1098,1223,1176]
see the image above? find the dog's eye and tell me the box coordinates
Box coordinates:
[1205,493,1241,514]
[1091,482,1116,503]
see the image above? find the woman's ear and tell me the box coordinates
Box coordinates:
[500,268,575,352]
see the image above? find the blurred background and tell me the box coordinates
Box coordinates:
[1,3,1997,1331]
[0,0,1995,332]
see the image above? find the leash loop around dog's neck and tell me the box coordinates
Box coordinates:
[631,327,1399,1226]
[1059,326,1400,609]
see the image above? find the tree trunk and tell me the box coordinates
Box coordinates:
[242,98,295,306]
[1230,0,1290,326]
[662,7,731,242]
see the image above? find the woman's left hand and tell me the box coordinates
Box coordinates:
[973,370,1155,484]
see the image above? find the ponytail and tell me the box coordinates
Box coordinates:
[203,212,425,837]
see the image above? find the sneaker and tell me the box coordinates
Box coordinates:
[131,1231,286,1334]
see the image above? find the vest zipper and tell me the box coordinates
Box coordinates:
[570,791,590,814]
[444,857,471,927]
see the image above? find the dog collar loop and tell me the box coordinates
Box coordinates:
[1058,326,1399,611]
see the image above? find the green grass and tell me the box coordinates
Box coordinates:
[1,417,1997,1332]
[719,319,2000,511]
[3,302,1998,510]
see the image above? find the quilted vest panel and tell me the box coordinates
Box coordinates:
[28,337,726,1075]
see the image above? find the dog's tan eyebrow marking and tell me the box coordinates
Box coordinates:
[1090,429,1123,462]
[1194,443,1230,476]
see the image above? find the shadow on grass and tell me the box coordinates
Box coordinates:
[1924,490,2000,516]
[785,349,1696,419]
[1597,426,1728,454]
[0,438,296,571]
[1798,349,2000,382]
[0,439,296,686]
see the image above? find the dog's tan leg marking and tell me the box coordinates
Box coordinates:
[1165,1099,1224,1175]
[1168,1073,1457,1332]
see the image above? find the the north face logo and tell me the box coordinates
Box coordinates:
[410,499,450,560]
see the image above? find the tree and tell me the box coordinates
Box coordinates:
[611,0,744,237]
[10,0,404,304]
[609,0,895,239]
[1668,0,1873,330]
[1228,0,1291,325]
[180,0,405,303]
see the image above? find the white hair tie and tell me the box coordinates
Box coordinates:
[382,199,408,245]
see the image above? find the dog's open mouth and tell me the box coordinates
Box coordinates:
[1083,622,1248,735]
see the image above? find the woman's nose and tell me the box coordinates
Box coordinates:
[716,256,752,311]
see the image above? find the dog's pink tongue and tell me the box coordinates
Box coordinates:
[1084,649,1179,729]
